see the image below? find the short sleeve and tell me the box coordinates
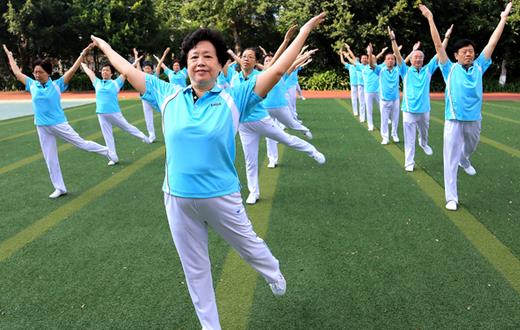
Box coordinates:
[475,52,492,73]
[55,77,68,92]
[439,59,454,81]
[25,77,34,92]
[426,55,439,75]
[373,65,381,75]
[164,67,172,76]
[93,77,100,89]
[115,76,124,90]
[228,75,263,120]
[142,74,180,113]
[181,67,188,78]
[398,63,408,78]
[344,63,349,70]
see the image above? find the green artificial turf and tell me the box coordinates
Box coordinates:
[1,98,519,329]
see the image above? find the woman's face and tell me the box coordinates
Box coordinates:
[143,65,154,74]
[186,40,222,89]
[33,66,49,84]
[241,49,257,71]
[264,56,273,66]
[173,62,181,72]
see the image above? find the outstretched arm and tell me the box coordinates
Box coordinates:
[367,43,377,69]
[255,13,326,97]
[226,49,243,67]
[92,36,147,93]
[375,46,388,60]
[133,48,142,71]
[419,4,448,64]
[265,24,298,69]
[2,44,28,84]
[483,2,513,59]
[63,44,93,84]
[339,47,347,65]
[155,47,170,76]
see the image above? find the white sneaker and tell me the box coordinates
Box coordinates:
[422,145,433,156]
[300,96,306,101]
[107,160,118,166]
[388,119,392,124]
[360,119,365,123]
[143,136,153,144]
[246,193,259,205]
[269,273,286,296]
[445,200,458,211]
[303,131,313,140]
[49,189,66,199]
[392,135,400,143]
[353,112,359,116]
[405,165,414,172]
[312,151,326,164]
[267,160,277,168]
[148,134,156,143]
[368,125,374,131]
[459,163,476,176]
[381,138,389,145]
[107,152,118,165]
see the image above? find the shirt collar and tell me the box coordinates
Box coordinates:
[183,83,223,95]
[37,78,52,88]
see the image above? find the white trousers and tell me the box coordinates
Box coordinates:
[286,86,298,120]
[98,112,148,162]
[350,85,359,116]
[380,99,400,140]
[357,85,366,121]
[364,92,379,129]
[443,120,481,203]
[37,123,109,192]
[239,117,317,196]
[267,106,310,133]
[265,118,283,164]
[403,112,430,168]
[164,192,281,330]
[141,100,155,138]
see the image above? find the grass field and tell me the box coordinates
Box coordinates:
[1,98,519,329]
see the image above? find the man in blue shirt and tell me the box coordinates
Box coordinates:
[344,44,367,122]
[388,26,451,172]
[368,43,400,144]
[420,2,513,211]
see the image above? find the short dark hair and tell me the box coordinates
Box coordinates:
[33,58,52,75]
[180,28,228,67]
[101,63,115,74]
[452,39,476,54]
[384,52,396,60]
[172,58,181,65]
[243,47,262,63]
[142,61,154,69]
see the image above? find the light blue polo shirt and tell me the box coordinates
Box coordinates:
[374,64,400,101]
[94,77,124,114]
[285,68,301,89]
[25,77,68,126]
[263,75,289,108]
[440,53,492,121]
[355,61,364,86]
[399,55,439,113]
[141,74,262,198]
[164,67,188,87]
[232,69,269,122]
[344,63,359,86]
[360,64,379,93]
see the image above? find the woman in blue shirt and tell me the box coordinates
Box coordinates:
[90,12,326,330]
[133,48,158,143]
[81,62,152,165]
[3,44,113,199]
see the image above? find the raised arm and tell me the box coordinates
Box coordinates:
[442,24,454,50]
[155,47,171,76]
[2,44,28,84]
[367,43,377,69]
[483,2,512,59]
[375,46,388,60]
[288,49,316,73]
[339,47,347,65]
[419,4,448,64]
[80,62,97,84]
[264,24,298,69]
[404,41,420,64]
[92,36,147,93]
[344,43,356,60]
[63,44,93,85]
[226,49,243,67]
[388,27,403,65]
[255,13,326,97]
[153,55,168,70]
[133,48,142,71]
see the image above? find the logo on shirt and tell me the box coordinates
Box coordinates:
[210,102,222,107]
